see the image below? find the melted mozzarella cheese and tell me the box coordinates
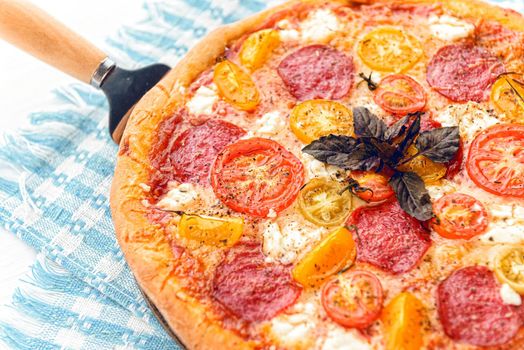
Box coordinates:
[301,9,341,43]
[500,283,522,306]
[186,85,217,115]
[278,19,301,41]
[157,183,199,211]
[481,204,524,244]
[429,15,475,41]
[301,153,342,181]
[255,110,286,136]
[262,220,326,264]
[426,180,457,200]
[434,103,501,141]
[320,326,372,350]
[270,302,317,347]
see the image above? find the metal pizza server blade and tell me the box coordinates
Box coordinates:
[138,285,187,348]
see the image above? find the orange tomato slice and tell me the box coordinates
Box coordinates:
[490,73,524,122]
[178,214,243,247]
[382,292,426,350]
[239,29,280,71]
[290,100,353,143]
[397,145,447,184]
[357,27,422,73]
[213,60,260,111]
[293,227,356,288]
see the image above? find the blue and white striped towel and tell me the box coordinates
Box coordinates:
[0,0,521,349]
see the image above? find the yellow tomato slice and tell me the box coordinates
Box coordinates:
[397,145,446,184]
[293,227,356,288]
[493,246,524,294]
[382,292,426,350]
[490,73,524,121]
[298,178,352,227]
[213,60,260,111]
[178,214,243,247]
[290,100,353,144]
[239,29,280,71]
[357,27,423,73]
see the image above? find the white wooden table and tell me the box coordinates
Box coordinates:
[0,1,142,346]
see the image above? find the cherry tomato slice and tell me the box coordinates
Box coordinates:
[357,27,422,73]
[290,100,353,143]
[430,193,489,240]
[467,124,524,198]
[374,74,426,115]
[322,270,384,329]
[239,29,280,71]
[493,246,524,294]
[298,178,352,227]
[213,60,260,111]
[211,138,304,217]
[350,171,394,203]
[490,73,524,122]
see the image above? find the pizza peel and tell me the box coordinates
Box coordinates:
[0,0,185,346]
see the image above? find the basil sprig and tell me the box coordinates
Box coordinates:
[303,107,460,221]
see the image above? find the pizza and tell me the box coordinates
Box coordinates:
[110,0,524,349]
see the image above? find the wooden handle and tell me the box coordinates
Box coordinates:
[0,0,106,84]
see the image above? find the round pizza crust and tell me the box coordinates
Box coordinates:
[110,1,524,348]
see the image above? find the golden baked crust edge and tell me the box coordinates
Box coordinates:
[110,1,523,349]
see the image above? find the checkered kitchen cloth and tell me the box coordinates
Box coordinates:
[0,0,521,349]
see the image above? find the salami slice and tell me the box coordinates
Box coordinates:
[213,241,302,322]
[437,266,522,347]
[346,200,431,274]
[171,119,245,185]
[277,45,354,101]
[426,44,504,102]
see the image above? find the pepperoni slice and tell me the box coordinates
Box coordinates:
[346,200,431,274]
[426,44,505,102]
[213,241,302,322]
[171,119,245,185]
[277,45,354,101]
[437,266,523,347]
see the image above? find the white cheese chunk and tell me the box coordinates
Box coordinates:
[271,302,317,347]
[255,110,286,136]
[480,203,524,244]
[321,326,372,350]
[301,9,341,43]
[429,15,475,41]
[301,153,342,180]
[267,208,277,219]
[481,222,524,244]
[157,183,199,211]
[277,20,301,41]
[434,103,500,141]
[426,180,456,200]
[186,85,218,115]
[500,283,522,306]
[262,220,325,264]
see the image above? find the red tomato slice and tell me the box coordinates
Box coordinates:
[211,138,304,217]
[466,124,524,198]
[374,74,426,115]
[322,270,384,329]
[431,193,489,240]
[351,171,394,203]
